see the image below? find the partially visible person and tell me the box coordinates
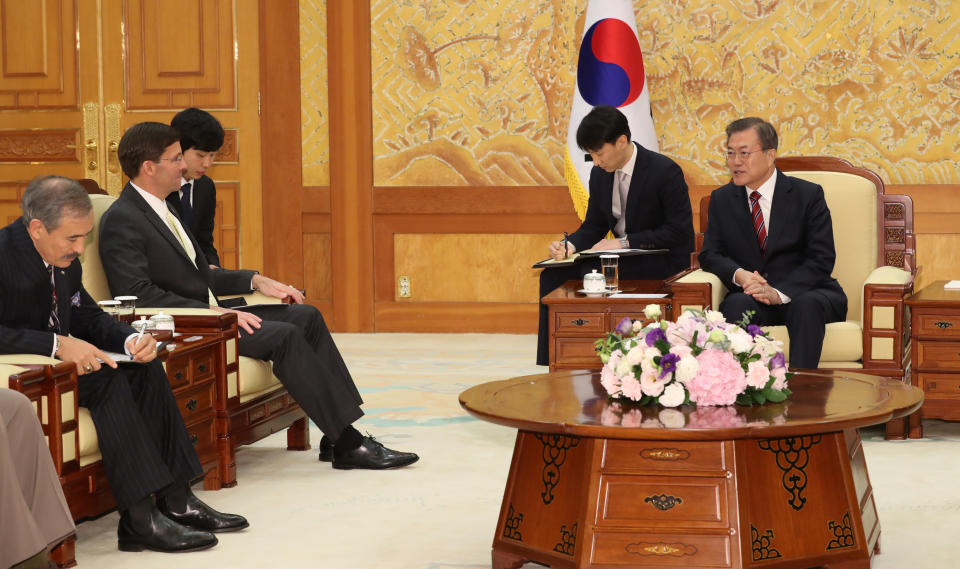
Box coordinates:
[698,117,847,368]
[168,107,222,268]
[100,122,418,470]
[1,389,74,569]
[537,105,694,366]
[0,176,247,554]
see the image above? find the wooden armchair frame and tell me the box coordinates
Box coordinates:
[668,156,917,436]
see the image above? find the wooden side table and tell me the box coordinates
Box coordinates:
[543,280,672,371]
[905,280,960,438]
[160,334,225,486]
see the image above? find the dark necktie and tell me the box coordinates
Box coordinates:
[180,182,194,228]
[48,266,61,333]
[750,190,768,255]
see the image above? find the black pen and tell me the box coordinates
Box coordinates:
[562,232,569,259]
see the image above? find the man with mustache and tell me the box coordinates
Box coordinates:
[0,176,247,554]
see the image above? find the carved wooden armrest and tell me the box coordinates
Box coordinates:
[667,269,726,317]
[5,361,81,476]
[861,266,914,372]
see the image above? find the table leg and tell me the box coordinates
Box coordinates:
[492,549,530,569]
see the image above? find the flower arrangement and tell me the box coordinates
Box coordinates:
[595,304,792,407]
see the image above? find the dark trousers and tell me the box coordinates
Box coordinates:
[77,361,202,511]
[719,289,846,369]
[536,256,684,366]
[237,304,364,437]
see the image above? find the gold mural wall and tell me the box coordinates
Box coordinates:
[367,0,960,186]
[300,0,329,187]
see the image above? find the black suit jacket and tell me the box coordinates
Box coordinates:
[698,170,846,315]
[100,183,255,308]
[570,142,694,276]
[0,219,133,356]
[166,175,219,266]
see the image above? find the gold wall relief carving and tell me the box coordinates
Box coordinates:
[218,130,239,163]
[0,130,80,162]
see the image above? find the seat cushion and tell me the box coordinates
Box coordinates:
[238,356,283,403]
[77,407,102,467]
[764,320,863,366]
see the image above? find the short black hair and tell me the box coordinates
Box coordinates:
[171,107,224,152]
[21,176,92,231]
[725,117,779,150]
[576,105,631,152]
[118,122,182,179]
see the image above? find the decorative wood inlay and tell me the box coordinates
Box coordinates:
[626,542,698,557]
[502,503,523,541]
[640,447,690,461]
[217,129,238,162]
[826,512,856,550]
[885,203,904,219]
[553,522,576,556]
[0,130,78,162]
[533,433,580,505]
[751,525,782,560]
[885,251,905,267]
[885,227,905,243]
[758,435,822,511]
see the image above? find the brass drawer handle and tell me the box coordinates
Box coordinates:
[934,321,953,329]
[174,371,184,381]
[571,318,588,327]
[644,494,682,511]
[186,398,198,411]
[198,363,208,373]
[190,434,199,446]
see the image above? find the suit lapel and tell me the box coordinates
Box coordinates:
[10,220,60,331]
[624,143,649,222]
[728,185,765,265]
[765,170,792,255]
[122,184,197,266]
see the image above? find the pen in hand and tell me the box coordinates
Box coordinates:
[563,232,569,260]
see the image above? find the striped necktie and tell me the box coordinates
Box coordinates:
[48,266,61,333]
[750,190,768,255]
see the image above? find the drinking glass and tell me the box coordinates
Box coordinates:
[114,295,137,322]
[600,254,619,292]
[97,299,121,320]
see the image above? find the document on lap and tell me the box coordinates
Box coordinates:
[532,248,668,269]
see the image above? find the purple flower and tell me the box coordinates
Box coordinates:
[747,324,764,337]
[645,327,666,347]
[770,352,786,369]
[615,316,633,335]
[658,352,679,378]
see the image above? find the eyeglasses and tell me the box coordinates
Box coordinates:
[156,155,183,163]
[724,149,768,161]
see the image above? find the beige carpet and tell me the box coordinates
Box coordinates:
[71,333,958,568]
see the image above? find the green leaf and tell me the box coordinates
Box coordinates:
[736,393,753,406]
[752,391,767,405]
[655,339,670,353]
[763,388,787,403]
[639,395,653,406]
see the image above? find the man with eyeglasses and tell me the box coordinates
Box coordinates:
[536,105,694,366]
[167,108,223,268]
[699,117,847,369]
[99,122,418,473]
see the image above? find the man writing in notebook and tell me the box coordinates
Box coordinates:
[536,105,694,366]
[99,122,418,471]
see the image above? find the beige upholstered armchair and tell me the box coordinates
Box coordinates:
[669,157,916,435]
[81,187,309,490]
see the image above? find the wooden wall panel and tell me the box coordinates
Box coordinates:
[394,234,553,302]
[0,130,79,162]
[124,0,236,109]
[0,181,25,225]
[303,233,332,300]
[0,0,78,109]
[212,181,240,269]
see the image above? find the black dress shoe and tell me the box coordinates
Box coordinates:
[332,435,419,470]
[158,492,249,533]
[318,435,334,462]
[117,508,217,552]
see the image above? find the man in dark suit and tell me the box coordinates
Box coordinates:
[537,105,694,365]
[699,117,847,368]
[99,122,418,470]
[0,176,246,554]
[167,107,221,267]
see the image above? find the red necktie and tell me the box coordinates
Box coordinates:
[750,191,767,255]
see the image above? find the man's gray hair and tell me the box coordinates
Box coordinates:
[20,176,92,230]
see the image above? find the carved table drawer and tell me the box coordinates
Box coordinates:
[184,416,216,454]
[589,531,733,567]
[554,312,606,334]
[554,338,603,367]
[597,474,728,528]
[176,381,216,423]
[916,373,960,397]
[915,313,960,338]
[165,359,191,390]
[601,440,727,473]
[916,341,960,371]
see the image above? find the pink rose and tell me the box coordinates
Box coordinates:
[771,367,787,390]
[745,360,770,389]
[687,349,747,406]
[600,364,622,396]
[668,344,693,359]
[620,373,644,401]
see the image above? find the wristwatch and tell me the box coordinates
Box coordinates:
[618,236,629,248]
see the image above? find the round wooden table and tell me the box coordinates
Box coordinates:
[460,370,922,569]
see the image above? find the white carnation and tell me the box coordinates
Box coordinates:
[728,328,754,354]
[643,303,662,320]
[626,346,645,366]
[705,310,726,324]
[659,383,686,408]
[616,356,634,377]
